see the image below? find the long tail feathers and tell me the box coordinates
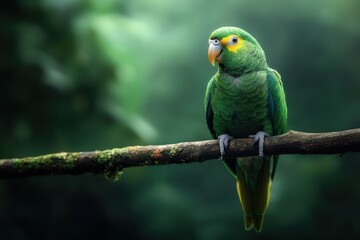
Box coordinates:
[236,156,272,232]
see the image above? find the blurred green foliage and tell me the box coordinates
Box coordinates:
[1,0,360,239]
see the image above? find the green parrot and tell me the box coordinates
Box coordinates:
[204,27,287,232]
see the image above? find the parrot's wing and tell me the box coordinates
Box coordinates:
[205,76,237,178]
[267,69,288,180]
[205,77,216,139]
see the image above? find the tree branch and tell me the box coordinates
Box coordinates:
[1,129,360,180]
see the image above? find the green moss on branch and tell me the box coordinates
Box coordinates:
[0,128,359,180]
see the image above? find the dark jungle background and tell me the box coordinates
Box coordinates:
[1,0,360,239]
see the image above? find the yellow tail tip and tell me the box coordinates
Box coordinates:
[253,214,265,232]
[243,214,265,232]
[244,215,254,231]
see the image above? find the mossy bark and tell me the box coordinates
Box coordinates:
[0,129,360,180]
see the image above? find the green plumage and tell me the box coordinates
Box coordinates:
[205,27,287,232]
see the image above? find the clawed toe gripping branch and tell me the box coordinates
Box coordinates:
[0,129,360,180]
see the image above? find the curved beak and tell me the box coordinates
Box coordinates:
[208,40,223,66]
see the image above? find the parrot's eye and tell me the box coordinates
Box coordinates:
[213,39,219,45]
[232,37,238,44]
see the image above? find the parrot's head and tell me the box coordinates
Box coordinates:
[208,27,267,76]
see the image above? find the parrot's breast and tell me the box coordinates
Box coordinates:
[211,71,272,138]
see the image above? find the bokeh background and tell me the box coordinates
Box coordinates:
[1,0,360,239]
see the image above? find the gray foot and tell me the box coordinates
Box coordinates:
[249,131,269,157]
[218,134,233,159]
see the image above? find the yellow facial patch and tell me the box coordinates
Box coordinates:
[220,35,244,53]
